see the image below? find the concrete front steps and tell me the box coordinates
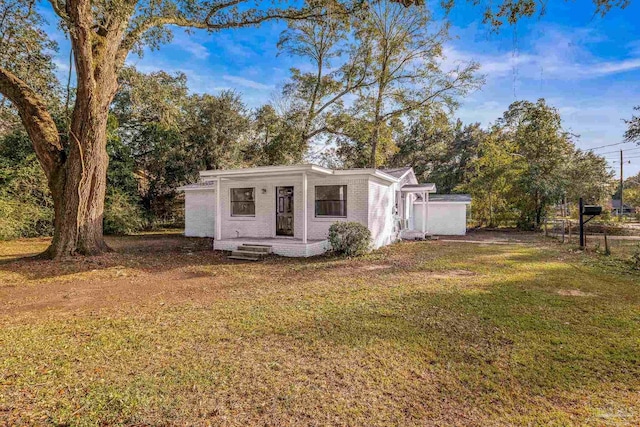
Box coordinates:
[227,244,273,261]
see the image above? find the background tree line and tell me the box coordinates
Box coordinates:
[0,0,623,240]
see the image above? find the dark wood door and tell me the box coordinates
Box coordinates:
[276,186,294,236]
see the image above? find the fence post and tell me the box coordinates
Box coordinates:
[568,220,572,244]
[544,218,548,237]
[562,219,565,243]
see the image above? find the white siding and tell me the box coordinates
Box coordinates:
[413,202,468,235]
[184,189,216,237]
[368,179,396,248]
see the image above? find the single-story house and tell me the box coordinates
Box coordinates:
[610,199,636,216]
[178,164,470,257]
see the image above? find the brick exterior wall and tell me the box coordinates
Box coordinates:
[184,189,216,237]
[185,173,398,255]
[219,177,302,239]
[306,175,370,241]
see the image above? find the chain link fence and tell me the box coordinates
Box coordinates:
[544,218,640,257]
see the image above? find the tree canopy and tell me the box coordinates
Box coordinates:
[0,0,628,252]
[0,0,427,257]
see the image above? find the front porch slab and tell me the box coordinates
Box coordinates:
[214,237,330,257]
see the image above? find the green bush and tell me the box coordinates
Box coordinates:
[0,153,54,240]
[328,221,371,257]
[0,198,54,240]
[104,190,145,235]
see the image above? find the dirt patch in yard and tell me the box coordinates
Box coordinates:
[557,289,597,297]
[357,264,392,271]
[418,269,477,279]
[0,234,235,316]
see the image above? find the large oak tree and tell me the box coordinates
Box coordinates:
[0,0,418,259]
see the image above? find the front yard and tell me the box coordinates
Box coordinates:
[1,233,639,426]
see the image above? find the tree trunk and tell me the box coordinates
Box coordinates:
[369,56,388,169]
[45,113,111,258]
[39,0,126,259]
[4,0,135,259]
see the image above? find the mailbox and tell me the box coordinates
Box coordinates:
[582,205,602,216]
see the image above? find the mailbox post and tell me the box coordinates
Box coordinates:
[579,197,603,248]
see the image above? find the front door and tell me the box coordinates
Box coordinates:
[276,186,294,236]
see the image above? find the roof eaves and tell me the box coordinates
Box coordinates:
[177,182,217,191]
[199,164,333,178]
[396,167,414,180]
[401,183,437,192]
[332,168,400,182]
[372,169,401,183]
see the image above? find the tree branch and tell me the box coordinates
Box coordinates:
[47,0,69,21]
[0,67,64,177]
[119,5,329,61]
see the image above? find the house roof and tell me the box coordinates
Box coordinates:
[429,194,472,203]
[380,167,413,179]
[611,199,634,209]
[200,164,333,178]
[198,164,400,183]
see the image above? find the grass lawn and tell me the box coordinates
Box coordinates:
[1,233,638,426]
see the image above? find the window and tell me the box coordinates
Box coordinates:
[315,185,347,217]
[230,188,255,217]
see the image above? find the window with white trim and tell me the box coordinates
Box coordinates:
[315,185,347,217]
[230,188,255,217]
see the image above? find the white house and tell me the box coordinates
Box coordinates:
[178,164,470,257]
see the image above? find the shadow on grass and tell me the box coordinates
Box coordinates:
[2,237,638,424]
[0,234,220,279]
[0,234,351,282]
[279,271,640,398]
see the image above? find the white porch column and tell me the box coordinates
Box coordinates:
[215,178,222,240]
[425,191,430,234]
[302,172,308,243]
[421,192,426,234]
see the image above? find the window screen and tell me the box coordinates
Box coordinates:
[315,185,347,217]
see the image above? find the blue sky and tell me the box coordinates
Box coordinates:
[44,1,640,178]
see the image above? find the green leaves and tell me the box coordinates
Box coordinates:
[624,106,640,144]
[460,99,613,229]
[0,0,59,102]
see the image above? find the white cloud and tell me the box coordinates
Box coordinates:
[171,33,210,60]
[578,58,640,77]
[444,25,640,82]
[222,75,274,90]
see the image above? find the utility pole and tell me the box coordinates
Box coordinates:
[619,149,624,219]
[579,198,584,248]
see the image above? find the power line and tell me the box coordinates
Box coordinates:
[604,151,640,160]
[596,147,640,156]
[611,159,640,163]
[586,141,634,151]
